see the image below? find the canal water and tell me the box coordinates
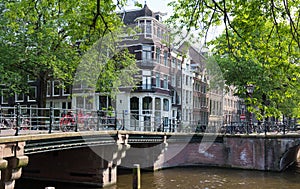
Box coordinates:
[16,160,300,189]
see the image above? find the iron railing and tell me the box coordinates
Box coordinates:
[0,105,298,136]
[219,121,299,135]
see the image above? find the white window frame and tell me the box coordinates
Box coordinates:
[163,99,169,111]
[156,47,161,63]
[62,83,71,96]
[27,75,36,82]
[1,89,9,104]
[46,81,51,97]
[155,73,160,88]
[15,93,24,102]
[171,76,176,87]
[142,45,152,60]
[163,75,168,89]
[28,86,37,102]
[163,51,168,66]
[52,80,60,96]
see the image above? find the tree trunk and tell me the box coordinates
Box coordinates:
[38,74,48,109]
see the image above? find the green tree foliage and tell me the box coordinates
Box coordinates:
[169,0,300,119]
[0,0,137,108]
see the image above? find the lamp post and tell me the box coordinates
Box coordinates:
[246,84,254,134]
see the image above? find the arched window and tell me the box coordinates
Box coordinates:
[130,97,139,120]
[142,96,152,114]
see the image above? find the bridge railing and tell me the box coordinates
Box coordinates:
[0,105,298,136]
[219,121,299,135]
[0,105,121,135]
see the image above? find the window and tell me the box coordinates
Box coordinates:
[190,91,192,105]
[145,20,152,37]
[156,47,160,63]
[177,60,181,69]
[202,85,207,93]
[28,86,37,102]
[153,23,157,36]
[27,75,36,82]
[155,73,160,88]
[142,45,152,60]
[47,81,51,97]
[171,76,175,87]
[163,75,168,89]
[177,75,181,88]
[142,70,151,90]
[63,84,71,96]
[171,90,176,104]
[142,97,152,114]
[186,76,189,86]
[142,76,151,89]
[85,95,93,110]
[130,97,139,110]
[163,99,169,111]
[164,51,168,66]
[186,90,189,104]
[53,80,60,96]
[139,20,145,33]
[1,89,9,104]
[15,93,24,102]
[157,27,161,38]
[62,102,71,110]
[155,98,161,110]
[130,97,139,120]
[99,96,112,110]
[172,58,176,68]
[76,96,84,109]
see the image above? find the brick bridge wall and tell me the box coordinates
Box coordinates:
[152,134,300,172]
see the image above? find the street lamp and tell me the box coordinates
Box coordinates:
[246,84,254,134]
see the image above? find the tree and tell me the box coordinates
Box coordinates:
[0,0,137,108]
[168,0,300,119]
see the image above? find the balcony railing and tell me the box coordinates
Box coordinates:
[137,59,156,67]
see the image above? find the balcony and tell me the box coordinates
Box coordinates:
[135,85,155,92]
[137,59,156,67]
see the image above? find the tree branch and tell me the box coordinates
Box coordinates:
[283,0,300,48]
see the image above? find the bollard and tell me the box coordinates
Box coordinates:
[132,164,141,189]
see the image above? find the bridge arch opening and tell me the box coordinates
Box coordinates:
[279,144,300,171]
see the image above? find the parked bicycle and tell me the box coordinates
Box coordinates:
[59,111,76,132]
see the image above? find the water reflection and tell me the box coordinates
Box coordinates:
[16,161,300,189]
[112,164,300,189]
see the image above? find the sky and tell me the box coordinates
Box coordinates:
[124,0,173,18]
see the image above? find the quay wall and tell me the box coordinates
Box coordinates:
[153,134,300,172]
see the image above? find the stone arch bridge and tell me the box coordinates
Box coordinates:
[0,131,299,188]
